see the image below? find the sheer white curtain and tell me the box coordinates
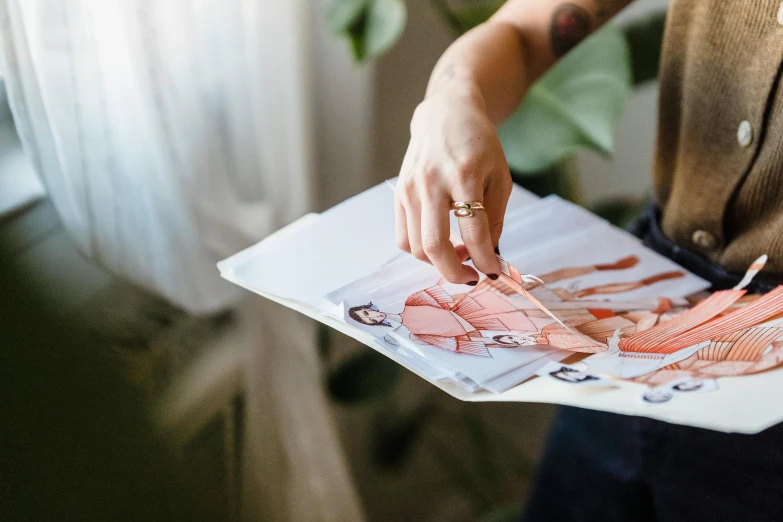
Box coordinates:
[0,0,314,312]
[0,1,365,520]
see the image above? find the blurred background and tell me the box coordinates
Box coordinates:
[0,0,666,520]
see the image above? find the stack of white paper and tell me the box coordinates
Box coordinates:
[219,181,783,434]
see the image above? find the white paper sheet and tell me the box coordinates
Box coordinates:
[218,180,783,434]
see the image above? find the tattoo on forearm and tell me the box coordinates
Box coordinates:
[550,3,592,57]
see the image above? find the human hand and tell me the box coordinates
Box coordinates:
[395,85,512,284]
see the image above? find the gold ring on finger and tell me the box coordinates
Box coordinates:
[451,201,485,218]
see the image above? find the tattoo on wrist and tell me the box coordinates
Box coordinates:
[550,3,592,57]
[434,63,456,87]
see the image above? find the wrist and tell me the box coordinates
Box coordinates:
[427,76,487,111]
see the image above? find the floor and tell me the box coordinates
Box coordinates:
[325,331,557,522]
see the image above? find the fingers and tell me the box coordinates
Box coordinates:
[457,206,502,278]
[454,243,471,263]
[395,127,510,284]
[397,176,479,284]
[454,179,503,278]
[395,150,416,254]
[398,169,508,281]
[420,192,479,284]
[404,190,426,264]
[485,169,513,250]
[394,194,410,253]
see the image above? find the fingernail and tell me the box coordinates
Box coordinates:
[494,247,501,255]
[467,280,479,286]
[488,273,499,280]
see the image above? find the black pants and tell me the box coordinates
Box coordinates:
[523,206,783,522]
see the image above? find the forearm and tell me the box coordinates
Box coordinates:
[425,0,633,126]
[425,22,528,126]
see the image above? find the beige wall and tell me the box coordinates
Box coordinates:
[309,0,376,210]
[370,1,454,183]
[575,0,669,205]
[308,0,453,207]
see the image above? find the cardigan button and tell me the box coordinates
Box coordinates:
[737,120,753,147]
[692,229,717,250]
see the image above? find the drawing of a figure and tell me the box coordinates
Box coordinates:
[348,282,546,357]
[491,333,538,346]
[349,278,659,357]
[490,325,605,350]
[642,389,674,404]
[672,379,704,392]
[348,254,687,358]
[549,366,600,383]
[491,255,685,301]
[634,327,783,386]
[565,271,686,299]
[535,255,642,285]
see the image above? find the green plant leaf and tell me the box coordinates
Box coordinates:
[327,350,402,404]
[445,0,505,33]
[429,0,468,34]
[364,0,407,59]
[326,0,368,34]
[348,31,366,61]
[498,25,631,174]
[328,0,406,62]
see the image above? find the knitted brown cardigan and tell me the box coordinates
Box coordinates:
[654,0,783,284]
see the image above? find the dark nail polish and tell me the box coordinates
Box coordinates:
[494,247,501,255]
[488,273,499,280]
[467,280,479,286]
